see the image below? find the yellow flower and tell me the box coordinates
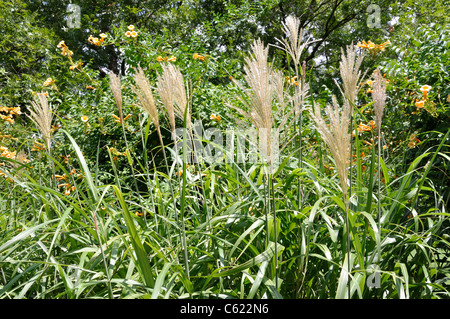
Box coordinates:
[11,107,22,115]
[112,114,121,123]
[43,78,55,86]
[62,155,70,164]
[193,53,206,61]
[357,40,390,52]
[408,133,421,148]
[363,140,373,147]
[131,31,139,38]
[167,56,176,62]
[128,25,135,31]
[64,185,75,196]
[210,114,221,122]
[55,174,68,181]
[420,85,432,99]
[156,56,164,62]
[358,123,372,132]
[57,40,66,48]
[368,120,376,129]
[377,40,391,51]
[357,41,368,49]
[86,85,95,90]
[69,61,83,70]
[88,35,105,46]
[415,100,425,109]
[81,115,89,122]
[1,114,14,124]
[31,141,45,152]
[125,31,132,37]
[286,76,297,84]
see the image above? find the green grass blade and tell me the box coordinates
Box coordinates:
[211,241,284,278]
[151,262,172,299]
[110,185,155,288]
[61,129,98,202]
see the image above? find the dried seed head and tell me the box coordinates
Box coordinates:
[28,93,53,151]
[372,69,387,132]
[132,67,160,133]
[337,43,365,106]
[310,97,352,200]
[156,63,191,132]
[108,72,123,123]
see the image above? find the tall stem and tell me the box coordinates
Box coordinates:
[270,172,278,291]
[344,196,351,299]
[377,127,382,298]
[157,129,185,270]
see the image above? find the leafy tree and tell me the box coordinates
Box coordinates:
[0,0,58,108]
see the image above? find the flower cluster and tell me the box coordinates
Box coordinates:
[43,77,55,87]
[193,53,206,61]
[157,56,176,62]
[88,33,107,46]
[408,133,421,148]
[0,106,21,124]
[285,76,301,87]
[112,114,131,123]
[69,61,84,71]
[0,145,18,179]
[357,40,391,52]
[31,141,46,152]
[57,40,83,71]
[414,85,432,111]
[125,25,139,38]
[353,120,376,136]
[210,114,221,122]
[109,147,127,157]
[54,169,82,195]
[57,40,73,56]
[0,145,16,160]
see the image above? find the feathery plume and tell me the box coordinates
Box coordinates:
[156,63,191,134]
[372,69,387,132]
[310,96,352,200]
[228,39,277,169]
[274,16,317,75]
[109,72,123,123]
[336,43,365,106]
[132,67,160,134]
[28,93,53,151]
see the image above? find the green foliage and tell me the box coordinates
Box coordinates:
[379,23,450,208]
[0,0,449,300]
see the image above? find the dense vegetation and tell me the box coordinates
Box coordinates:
[0,0,448,299]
